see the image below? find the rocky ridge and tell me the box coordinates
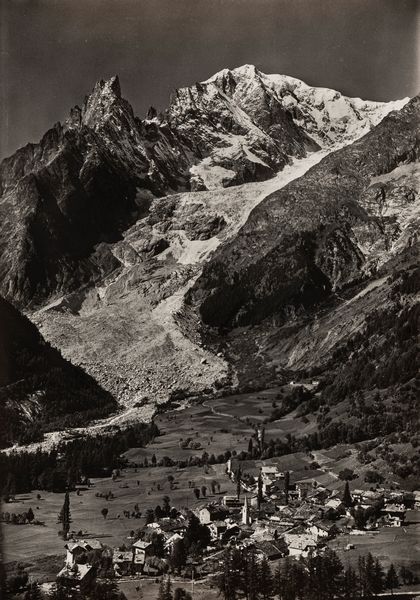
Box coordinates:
[0,66,416,447]
[0,67,406,307]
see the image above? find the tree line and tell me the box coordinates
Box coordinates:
[0,422,159,498]
[217,547,407,600]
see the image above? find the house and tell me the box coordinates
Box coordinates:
[276,505,295,519]
[382,504,405,527]
[363,490,384,502]
[249,495,259,508]
[309,488,331,505]
[413,491,420,509]
[353,490,383,506]
[132,540,153,571]
[286,524,307,536]
[221,523,241,542]
[254,540,286,561]
[261,465,284,479]
[113,551,134,576]
[198,505,227,524]
[309,522,338,539]
[251,524,277,542]
[325,498,343,511]
[226,459,260,480]
[164,533,184,552]
[264,480,286,497]
[209,521,227,540]
[260,466,285,495]
[65,540,102,567]
[57,563,96,593]
[158,518,187,537]
[222,495,245,508]
[296,481,317,500]
[294,503,321,523]
[285,533,318,558]
[145,522,163,531]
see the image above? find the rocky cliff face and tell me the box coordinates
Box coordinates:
[0,66,416,444]
[0,76,193,306]
[0,67,405,307]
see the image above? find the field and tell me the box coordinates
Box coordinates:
[2,462,237,566]
[125,386,318,467]
[329,522,420,575]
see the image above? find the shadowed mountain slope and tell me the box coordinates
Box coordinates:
[0,297,116,447]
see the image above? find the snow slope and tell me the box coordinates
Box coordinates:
[206,64,409,148]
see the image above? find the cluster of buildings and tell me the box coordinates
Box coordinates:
[196,459,414,560]
[55,460,417,594]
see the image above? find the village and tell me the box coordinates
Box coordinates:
[33,455,420,598]
[3,384,420,599]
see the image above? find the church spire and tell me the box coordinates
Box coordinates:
[242,496,250,525]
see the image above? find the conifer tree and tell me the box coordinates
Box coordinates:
[273,564,284,599]
[259,556,274,600]
[157,578,166,600]
[245,547,259,600]
[217,548,236,600]
[284,471,290,505]
[386,564,399,595]
[257,472,263,510]
[343,566,358,600]
[158,576,173,600]
[171,538,187,573]
[236,466,242,500]
[365,552,376,597]
[373,558,384,594]
[57,491,71,539]
[165,576,172,600]
[342,481,352,507]
[248,438,253,455]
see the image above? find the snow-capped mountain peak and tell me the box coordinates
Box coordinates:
[203,64,409,148]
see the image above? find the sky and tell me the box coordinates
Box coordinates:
[0,0,419,160]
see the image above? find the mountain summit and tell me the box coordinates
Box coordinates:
[0,68,417,451]
[0,66,407,307]
[206,65,408,147]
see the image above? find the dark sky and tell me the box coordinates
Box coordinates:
[0,0,418,160]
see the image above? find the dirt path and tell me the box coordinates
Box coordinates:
[202,399,236,420]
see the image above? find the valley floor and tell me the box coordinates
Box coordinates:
[3,386,420,596]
